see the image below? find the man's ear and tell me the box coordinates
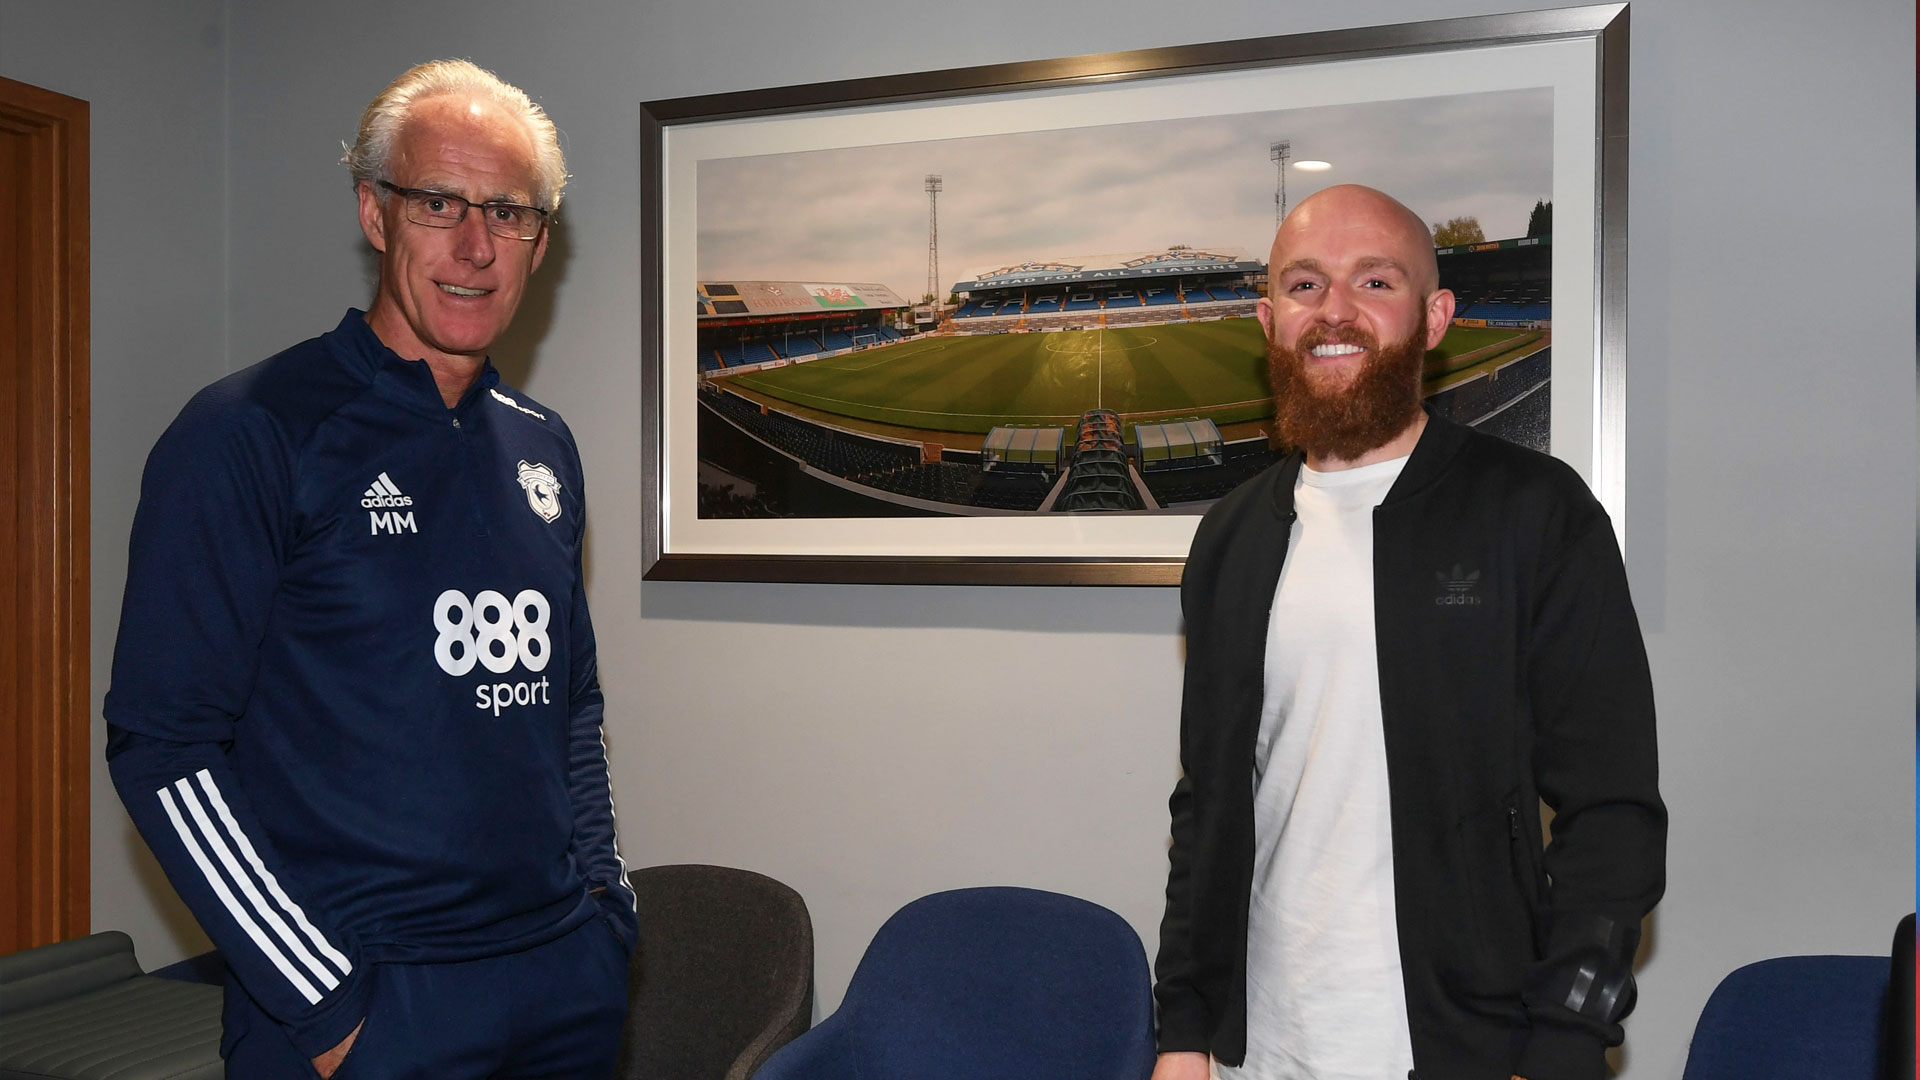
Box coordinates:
[1256,296,1275,343]
[356,182,389,253]
[530,222,549,274]
[1424,288,1456,350]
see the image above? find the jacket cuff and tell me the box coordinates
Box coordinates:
[1515,1021,1608,1080]
[1154,994,1212,1054]
[285,964,375,1060]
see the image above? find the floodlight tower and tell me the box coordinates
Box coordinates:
[1270,140,1291,227]
[924,174,943,305]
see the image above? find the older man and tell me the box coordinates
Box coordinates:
[1152,186,1665,1080]
[105,61,633,1078]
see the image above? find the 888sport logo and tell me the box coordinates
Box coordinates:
[433,589,554,716]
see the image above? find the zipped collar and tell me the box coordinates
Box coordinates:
[324,308,501,420]
[1263,407,1472,520]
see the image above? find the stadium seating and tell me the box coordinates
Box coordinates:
[714,341,777,367]
[1027,296,1061,313]
[955,300,985,318]
[703,393,1062,511]
[862,461,992,506]
[1141,440,1283,507]
[1103,292,1141,309]
[703,392,921,482]
[969,471,1053,511]
[1143,289,1180,307]
[1064,295,1099,312]
[1457,302,1551,322]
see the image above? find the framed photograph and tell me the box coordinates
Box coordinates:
[642,3,1628,585]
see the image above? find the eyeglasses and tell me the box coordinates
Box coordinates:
[377,181,549,241]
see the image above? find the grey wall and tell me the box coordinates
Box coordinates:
[6,0,1913,1076]
[1,0,228,967]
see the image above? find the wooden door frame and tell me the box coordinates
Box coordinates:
[1,75,90,952]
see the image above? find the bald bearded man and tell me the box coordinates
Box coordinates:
[1150,186,1665,1080]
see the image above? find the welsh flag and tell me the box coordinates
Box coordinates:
[807,284,867,309]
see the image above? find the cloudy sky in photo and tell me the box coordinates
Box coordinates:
[698,87,1552,298]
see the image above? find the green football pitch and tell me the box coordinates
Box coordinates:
[720,319,1530,437]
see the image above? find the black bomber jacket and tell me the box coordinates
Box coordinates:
[1154,412,1666,1080]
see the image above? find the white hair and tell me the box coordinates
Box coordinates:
[342,59,567,212]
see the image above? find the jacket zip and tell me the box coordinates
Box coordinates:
[1508,804,1543,950]
[452,414,490,536]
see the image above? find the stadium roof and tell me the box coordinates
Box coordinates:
[952,246,1263,293]
[698,280,909,319]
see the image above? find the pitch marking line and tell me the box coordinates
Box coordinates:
[734,385,1078,423]
[826,343,949,372]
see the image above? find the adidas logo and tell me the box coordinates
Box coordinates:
[361,472,414,508]
[1434,563,1482,607]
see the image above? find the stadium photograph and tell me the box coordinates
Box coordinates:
[695,88,1553,518]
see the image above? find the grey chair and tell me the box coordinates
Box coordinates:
[0,931,221,1080]
[615,864,814,1080]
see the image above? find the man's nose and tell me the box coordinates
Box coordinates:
[453,210,498,267]
[1317,282,1359,325]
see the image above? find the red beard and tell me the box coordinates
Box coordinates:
[1266,320,1427,462]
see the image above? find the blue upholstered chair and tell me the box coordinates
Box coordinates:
[1681,954,1891,1080]
[753,886,1156,1080]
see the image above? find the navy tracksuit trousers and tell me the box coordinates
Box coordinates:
[221,916,630,1079]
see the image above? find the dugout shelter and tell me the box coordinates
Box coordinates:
[1135,419,1225,472]
[980,426,1067,476]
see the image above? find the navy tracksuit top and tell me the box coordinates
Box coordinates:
[104,310,635,1057]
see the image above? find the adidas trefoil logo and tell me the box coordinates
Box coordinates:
[361,472,413,508]
[1434,563,1482,607]
[363,472,418,536]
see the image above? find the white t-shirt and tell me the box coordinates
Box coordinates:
[1214,455,1415,1080]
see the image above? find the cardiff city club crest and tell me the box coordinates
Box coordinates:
[516,460,562,523]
